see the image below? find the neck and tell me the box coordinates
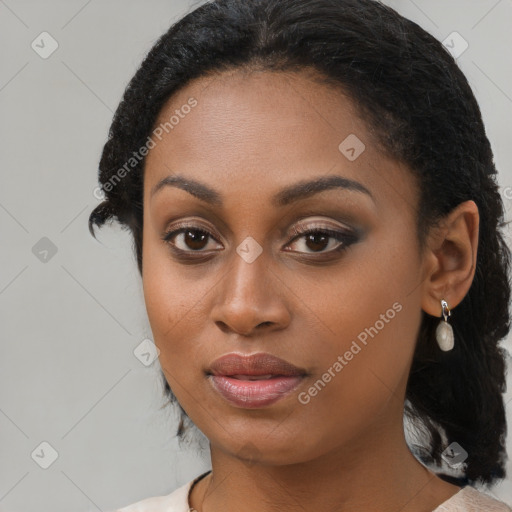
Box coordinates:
[191,412,461,512]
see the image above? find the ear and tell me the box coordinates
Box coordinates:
[421,200,479,318]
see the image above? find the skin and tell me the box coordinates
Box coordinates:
[142,68,479,512]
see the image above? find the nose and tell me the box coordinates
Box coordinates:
[210,247,291,337]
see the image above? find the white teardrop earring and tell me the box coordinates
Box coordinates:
[435,299,454,351]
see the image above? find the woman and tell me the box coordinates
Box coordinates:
[89,0,512,510]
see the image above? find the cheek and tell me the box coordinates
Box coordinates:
[302,229,421,399]
[142,265,208,413]
[141,238,219,394]
[290,263,421,456]
[302,221,420,356]
[142,240,192,354]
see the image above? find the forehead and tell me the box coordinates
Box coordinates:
[144,68,418,215]
[149,68,369,164]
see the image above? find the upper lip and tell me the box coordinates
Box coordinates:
[207,352,307,377]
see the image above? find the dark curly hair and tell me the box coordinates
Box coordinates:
[88,0,511,489]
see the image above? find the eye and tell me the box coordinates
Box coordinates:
[162,224,222,253]
[285,223,357,254]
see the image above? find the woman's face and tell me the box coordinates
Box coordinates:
[142,69,427,465]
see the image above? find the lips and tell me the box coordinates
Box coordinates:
[207,352,306,378]
[206,353,307,408]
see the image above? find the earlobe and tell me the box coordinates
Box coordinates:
[420,200,479,318]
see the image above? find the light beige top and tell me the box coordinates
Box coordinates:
[113,471,512,512]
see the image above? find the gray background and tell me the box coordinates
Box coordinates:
[1,1,511,511]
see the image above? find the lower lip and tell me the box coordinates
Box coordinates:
[208,375,304,408]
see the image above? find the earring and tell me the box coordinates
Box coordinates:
[436,299,454,351]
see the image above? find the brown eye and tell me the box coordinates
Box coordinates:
[298,231,331,252]
[286,225,357,254]
[163,226,221,252]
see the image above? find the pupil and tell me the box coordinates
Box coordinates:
[306,233,328,252]
[186,230,208,250]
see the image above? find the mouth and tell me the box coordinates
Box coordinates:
[228,374,280,380]
[206,352,307,408]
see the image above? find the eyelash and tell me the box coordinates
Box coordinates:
[161,221,358,259]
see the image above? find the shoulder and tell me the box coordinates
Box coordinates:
[434,485,512,512]
[110,471,211,512]
[112,481,190,512]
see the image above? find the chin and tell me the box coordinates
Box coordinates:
[212,428,320,467]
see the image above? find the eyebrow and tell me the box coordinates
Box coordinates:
[150,173,375,207]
